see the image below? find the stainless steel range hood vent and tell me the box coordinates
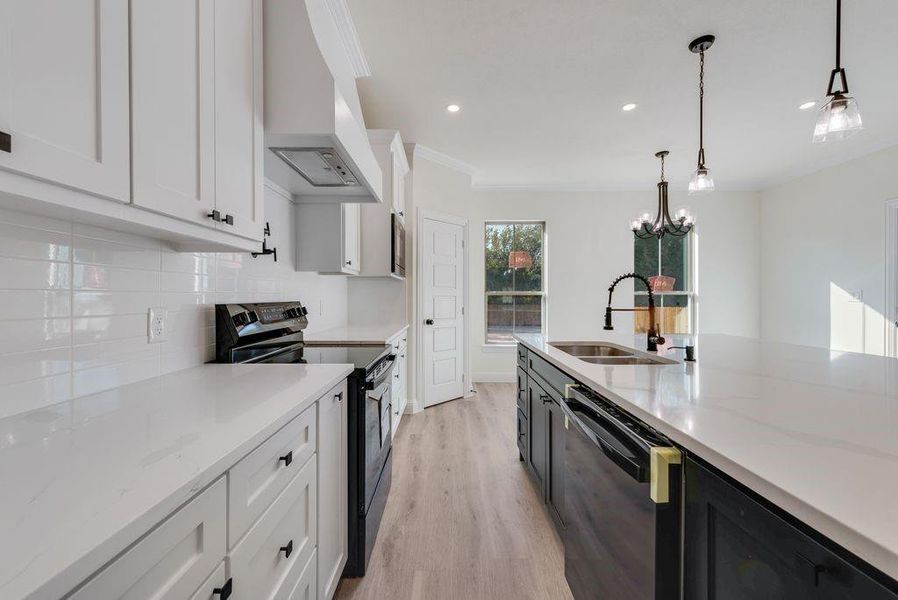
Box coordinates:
[270,147,360,187]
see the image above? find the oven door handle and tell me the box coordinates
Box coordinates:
[367,382,389,403]
[561,399,650,482]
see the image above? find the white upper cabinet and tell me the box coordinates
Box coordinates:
[131,0,216,225]
[0,0,130,202]
[131,0,263,241]
[295,202,361,275]
[213,0,264,240]
[358,130,408,277]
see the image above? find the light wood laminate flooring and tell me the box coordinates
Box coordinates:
[335,383,573,600]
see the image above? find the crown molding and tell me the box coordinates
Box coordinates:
[411,144,478,176]
[324,0,371,78]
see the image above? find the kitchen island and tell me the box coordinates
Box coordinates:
[516,333,898,597]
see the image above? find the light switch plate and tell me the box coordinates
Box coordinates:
[148,307,168,343]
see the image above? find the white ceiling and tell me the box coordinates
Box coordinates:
[347,0,898,190]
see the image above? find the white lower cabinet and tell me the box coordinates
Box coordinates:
[63,379,349,600]
[229,456,317,600]
[317,382,348,599]
[69,478,227,600]
[389,330,409,437]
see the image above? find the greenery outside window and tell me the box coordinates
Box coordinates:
[485,222,546,344]
[633,233,696,335]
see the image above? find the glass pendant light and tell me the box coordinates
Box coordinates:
[813,0,863,142]
[688,35,715,195]
[631,151,694,240]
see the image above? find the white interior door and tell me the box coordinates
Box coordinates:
[422,216,465,407]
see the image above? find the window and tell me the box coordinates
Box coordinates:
[633,233,696,335]
[485,222,546,344]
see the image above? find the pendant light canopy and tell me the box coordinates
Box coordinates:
[688,35,715,195]
[631,151,694,240]
[813,0,863,142]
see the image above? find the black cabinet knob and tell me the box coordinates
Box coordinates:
[540,394,552,404]
[335,392,343,402]
[346,259,352,266]
[425,319,434,325]
[213,578,233,599]
[222,214,234,226]
[280,539,294,558]
[278,451,293,467]
[207,210,222,223]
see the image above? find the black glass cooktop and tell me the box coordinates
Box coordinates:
[303,344,391,371]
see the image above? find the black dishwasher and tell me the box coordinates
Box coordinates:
[559,385,682,600]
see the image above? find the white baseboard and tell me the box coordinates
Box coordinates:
[473,371,516,383]
[404,398,423,414]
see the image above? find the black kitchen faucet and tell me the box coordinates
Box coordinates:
[604,272,666,352]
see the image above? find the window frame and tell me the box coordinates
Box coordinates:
[633,229,699,335]
[483,220,547,347]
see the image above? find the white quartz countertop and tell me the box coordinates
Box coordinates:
[0,363,354,600]
[516,333,898,581]
[305,323,409,345]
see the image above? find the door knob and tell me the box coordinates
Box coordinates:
[425,319,434,325]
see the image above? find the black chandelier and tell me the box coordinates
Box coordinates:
[631,151,694,240]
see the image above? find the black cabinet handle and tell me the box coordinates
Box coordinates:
[0,130,10,153]
[222,214,234,226]
[540,394,553,404]
[280,539,294,558]
[213,578,233,599]
[398,211,404,217]
[335,392,343,402]
[207,210,222,223]
[425,319,434,325]
[278,451,293,467]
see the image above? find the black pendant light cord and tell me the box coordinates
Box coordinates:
[697,49,706,169]
[827,0,849,96]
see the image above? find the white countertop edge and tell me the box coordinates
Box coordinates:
[515,336,898,581]
[21,364,354,600]
[304,323,409,346]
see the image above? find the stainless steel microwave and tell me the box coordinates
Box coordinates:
[391,213,405,278]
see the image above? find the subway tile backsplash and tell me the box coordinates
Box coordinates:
[0,188,348,418]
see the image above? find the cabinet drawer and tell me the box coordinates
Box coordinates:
[517,344,528,368]
[229,403,317,546]
[230,456,317,600]
[188,561,228,600]
[516,408,528,460]
[287,549,317,600]
[70,478,226,600]
[516,366,528,415]
[528,352,574,397]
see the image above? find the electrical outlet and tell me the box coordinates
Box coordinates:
[147,307,168,343]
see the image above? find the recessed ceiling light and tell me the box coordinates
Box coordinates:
[446,104,461,113]
[621,103,637,112]
[799,101,817,110]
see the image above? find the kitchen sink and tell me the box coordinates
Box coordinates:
[549,342,678,365]
[578,356,677,365]
[548,343,633,357]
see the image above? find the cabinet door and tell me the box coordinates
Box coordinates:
[685,458,898,600]
[516,408,528,461]
[0,0,129,201]
[528,378,548,491]
[318,382,348,600]
[546,398,566,528]
[131,0,215,225]
[213,0,264,241]
[342,203,360,274]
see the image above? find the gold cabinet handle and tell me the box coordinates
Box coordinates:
[650,447,682,503]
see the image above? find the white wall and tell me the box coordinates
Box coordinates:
[0,185,348,418]
[408,153,761,382]
[760,144,898,355]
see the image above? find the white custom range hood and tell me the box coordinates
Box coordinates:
[264,0,382,203]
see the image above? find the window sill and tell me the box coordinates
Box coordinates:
[481,344,517,353]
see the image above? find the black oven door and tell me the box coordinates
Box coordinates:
[364,374,392,513]
[391,214,405,278]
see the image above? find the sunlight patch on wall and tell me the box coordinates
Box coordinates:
[829,282,886,356]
